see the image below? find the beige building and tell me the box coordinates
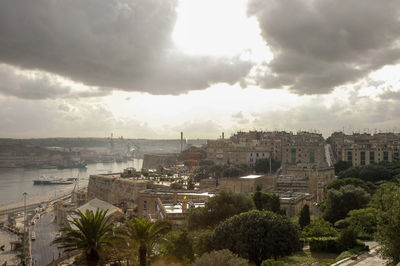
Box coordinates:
[330,132,400,166]
[276,167,335,202]
[87,173,148,209]
[218,174,275,195]
[277,191,314,217]
[137,189,212,220]
[154,198,206,223]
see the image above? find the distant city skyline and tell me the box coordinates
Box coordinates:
[0,0,400,139]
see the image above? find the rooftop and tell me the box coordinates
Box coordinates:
[239,174,262,179]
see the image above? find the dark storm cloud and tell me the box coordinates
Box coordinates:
[0,0,251,97]
[248,0,400,94]
[0,64,110,99]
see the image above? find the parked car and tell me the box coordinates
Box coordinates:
[31,231,36,241]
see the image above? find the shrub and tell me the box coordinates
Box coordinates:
[261,259,289,266]
[192,249,249,266]
[308,237,339,253]
[337,227,357,251]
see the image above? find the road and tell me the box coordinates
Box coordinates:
[31,209,61,266]
[325,144,335,167]
[335,242,387,266]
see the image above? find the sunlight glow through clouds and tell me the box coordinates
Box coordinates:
[173,0,272,63]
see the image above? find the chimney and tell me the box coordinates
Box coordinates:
[180,132,184,152]
[182,197,188,213]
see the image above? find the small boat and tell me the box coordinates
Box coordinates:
[33,176,73,185]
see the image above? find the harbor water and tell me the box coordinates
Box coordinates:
[0,159,143,207]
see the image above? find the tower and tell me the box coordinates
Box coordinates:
[180,132,184,152]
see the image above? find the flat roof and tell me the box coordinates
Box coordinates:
[163,203,205,214]
[240,175,262,179]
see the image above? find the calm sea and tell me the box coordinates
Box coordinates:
[0,159,143,206]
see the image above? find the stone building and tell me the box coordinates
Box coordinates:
[87,173,148,209]
[276,167,335,202]
[277,191,314,217]
[281,132,327,172]
[154,198,206,223]
[137,189,212,220]
[218,174,275,195]
[330,132,400,166]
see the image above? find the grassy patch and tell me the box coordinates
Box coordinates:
[279,250,338,265]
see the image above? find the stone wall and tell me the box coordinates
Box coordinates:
[142,153,180,169]
[87,174,148,206]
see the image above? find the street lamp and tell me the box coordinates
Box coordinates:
[23,192,28,265]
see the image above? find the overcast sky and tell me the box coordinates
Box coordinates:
[0,0,400,139]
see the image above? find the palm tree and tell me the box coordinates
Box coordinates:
[53,209,114,266]
[123,218,171,266]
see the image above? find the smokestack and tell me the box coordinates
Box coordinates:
[180,132,183,152]
[222,132,224,139]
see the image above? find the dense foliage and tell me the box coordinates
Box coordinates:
[338,164,391,182]
[192,249,249,266]
[298,205,310,230]
[301,218,337,238]
[334,208,377,237]
[161,228,194,264]
[323,185,370,223]
[252,185,280,213]
[187,190,254,230]
[327,177,376,194]
[373,183,400,264]
[334,161,353,175]
[254,158,281,173]
[212,210,300,266]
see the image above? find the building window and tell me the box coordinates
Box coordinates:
[394,152,399,162]
[361,151,365,165]
[384,151,389,161]
[309,150,315,163]
[143,201,147,210]
[347,151,352,162]
[291,148,296,165]
[370,151,375,163]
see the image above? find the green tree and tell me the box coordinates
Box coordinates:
[192,229,214,257]
[372,183,400,263]
[298,205,310,229]
[301,217,337,238]
[161,228,194,264]
[222,166,245,178]
[53,209,114,266]
[337,227,357,250]
[193,249,249,266]
[124,217,171,266]
[327,177,376,194]
[252,186,280,213]
[254,158,281,174]
[338,164,391,182]
[334,161,353,175]
[187,190,254,230]
[212,210,300,266]
[323,185,370,223]
[334,208,377,237]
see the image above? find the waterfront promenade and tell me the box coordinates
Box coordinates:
[0,188,74,216]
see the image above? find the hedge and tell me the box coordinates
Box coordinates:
[304,237,340,253]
